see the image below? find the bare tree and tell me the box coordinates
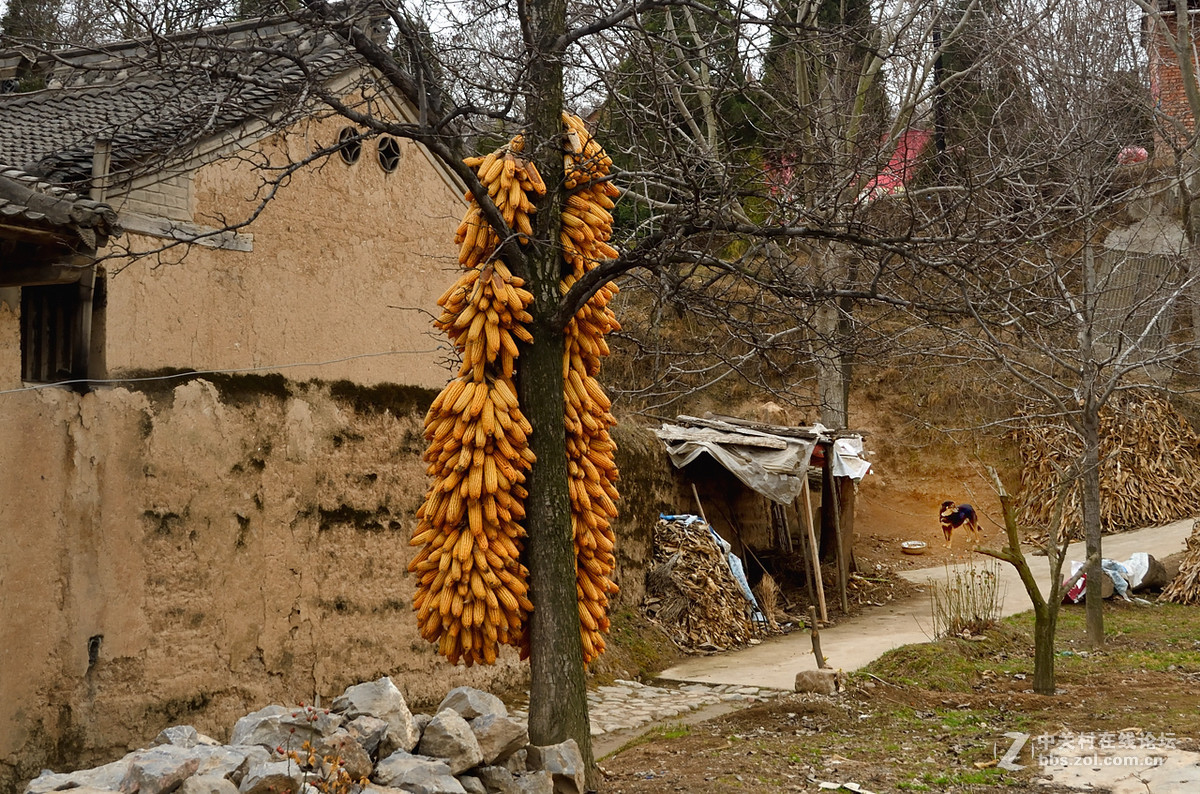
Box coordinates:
[4,0,1186,776]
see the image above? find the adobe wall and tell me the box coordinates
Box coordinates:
[0,376,674,791]
[100,112,466,389]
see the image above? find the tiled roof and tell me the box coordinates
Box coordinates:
[0,162,122,249]
[0,15,360,186]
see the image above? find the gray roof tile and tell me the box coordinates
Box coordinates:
[0,16,358,186]
[0,162,122,248]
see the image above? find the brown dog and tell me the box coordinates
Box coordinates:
[939,501,979,546]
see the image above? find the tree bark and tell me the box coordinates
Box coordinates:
[1080,403,1105,648]
[1032,604,1058,695]
[520,0,595,779]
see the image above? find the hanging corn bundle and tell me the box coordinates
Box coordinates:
[409,138,543,666]
[412,115,622,667]
[561,112,622,664]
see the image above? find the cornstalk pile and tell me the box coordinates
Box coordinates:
[409,116,621,667]
[1160,521,1200,604]
[1013,389,1200,537]
[643,517,755,653]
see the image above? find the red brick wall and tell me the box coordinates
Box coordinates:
[1149,14,1198,141]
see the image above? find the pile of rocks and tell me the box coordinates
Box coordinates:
[25,678,583,794]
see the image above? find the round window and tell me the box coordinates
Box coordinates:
[337,127,362,165]
[378,136,402,173]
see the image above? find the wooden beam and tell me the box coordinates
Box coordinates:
[0,260,91,287]
[120,211,254,252]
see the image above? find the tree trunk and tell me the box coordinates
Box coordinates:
[520,320,593,771]
[1032,603,1058,695]
[815,299,848,429]
[520,0,595,779]
[1080,403,1104,648]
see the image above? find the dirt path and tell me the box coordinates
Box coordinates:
[657,518,1195,690]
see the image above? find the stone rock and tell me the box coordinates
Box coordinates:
[501,748,528,775]
[514,771,554,794]
[414,713,434,734]
[194,745,268,783]
[314,728,374,780]
[25,758,130,793]
[154,725,221,749]
[120,745,201,794]
[346,715,389,757]
[459,775,487,794]
[333,677,420,754]
[438,687,507,721]
[475,765,520,794]
[418,710,484,775]
[1135,555,1171,591]
[526,740,584,794]
[794,668,839,695]
[230,704,339,752]
[470,714,528,764]
[238,758,303,794]
[180,774,240,794]
[372,752,464,793]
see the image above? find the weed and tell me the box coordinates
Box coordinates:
[930,560,1005,638]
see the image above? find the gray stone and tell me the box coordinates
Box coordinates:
[346,715,389,757]
[120,745,202,794]
[501,748,528,775]
[794,668,840,695]
[238,758,303,794]
[153,725,221,749]
[475,766,520,794]
[1136,555,1171,591]
[470,714,528,764]
[333,677,420,754]
[230,704,334,753]
[180,774,240,794]
[418,709,484,775]
[313,728,373,780]
[25,757,130,793]
[459,775,487,794]
[437,687,507,720]
[526,740,584,794]
[514,771,554,794]
[194,745,268,784]
[372,752,464,792]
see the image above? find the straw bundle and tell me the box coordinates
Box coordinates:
[1013,390,1200,537]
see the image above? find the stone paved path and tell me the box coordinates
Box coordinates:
[508,679,786,747]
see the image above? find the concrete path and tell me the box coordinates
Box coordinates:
[657,518,1195,691]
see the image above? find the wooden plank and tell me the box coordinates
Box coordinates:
[120,211,254,252]
[656,425,789,450]
[696,413,826,440]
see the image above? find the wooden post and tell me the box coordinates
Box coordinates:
[809,606,828,668]
[838,475,857,575]
[830,474,849,614]
[792,498,816,606]
[802,479,828,622]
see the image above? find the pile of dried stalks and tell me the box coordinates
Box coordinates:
[1161,521,1200,604]
[1013,390,1200,537]
[643,516,754,653]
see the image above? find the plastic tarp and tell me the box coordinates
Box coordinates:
[656,422,871,505]
[657,424,817,504]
